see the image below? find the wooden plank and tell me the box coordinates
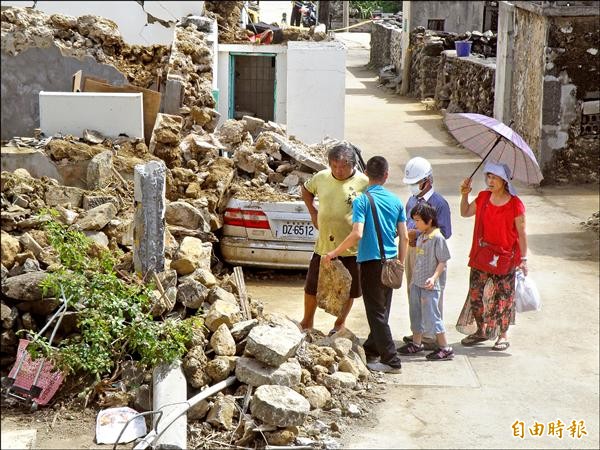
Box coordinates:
[233,266,251,320]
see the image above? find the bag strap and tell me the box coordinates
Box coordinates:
[365,191,386,262]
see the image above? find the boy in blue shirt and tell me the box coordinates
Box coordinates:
[324,156,408,374]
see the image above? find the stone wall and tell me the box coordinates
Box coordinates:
[389,27,403,73]
[541,15,600,183]
[369,22,394,69]
[435,52,496,116]
[510,7,546,167]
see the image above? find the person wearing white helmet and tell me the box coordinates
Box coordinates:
[399,157,452,352]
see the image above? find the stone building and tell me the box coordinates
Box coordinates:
[494,1,599,183]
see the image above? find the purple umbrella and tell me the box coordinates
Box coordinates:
[444,113,543,184]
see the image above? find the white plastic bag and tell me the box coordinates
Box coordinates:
[514,270,541,313]
[96,406,147,444]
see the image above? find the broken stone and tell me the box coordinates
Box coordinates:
[234,145,270,175]
[1,271,48,302]
[1,303,18,329]
[45,185,84,208]
[207,394,236,430]
[188,399,210,420]
[207,286,237,305]
[170,237,212,276]
[242,115,265,134]
[264,427,299,446]
[322,372,357,390]
[303,385,331,410]
[210,323,236,356]
[205,356,237,383]
[84,231,109,248]
[133,384,152,412]
[75,202,117,231]
[165,201,211,232]
[331,338,353,358]
[250,385,310,427]
[191,268,217,287]
[21,312,37,331]
[205,299,241,332]
[54,206,79,225]
[217,119,244,145]
[1,330,18,348]
[82,195,118,211]
[245,325,304,367]
[230,319,258,341]
[87,150,113,190]
[176,278,208,309]
[316,258,351,317]
[1,231,21,269]
[235,356,302,388]
[183,345,211,388]
[18,233,43,258]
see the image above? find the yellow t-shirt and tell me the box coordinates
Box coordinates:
[304,169,369,256]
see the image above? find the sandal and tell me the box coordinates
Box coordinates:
[492,340,510,351]
[461,333,488,346]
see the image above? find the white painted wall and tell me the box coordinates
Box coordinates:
[1,1,204,45]
[217,44,288,125]
[39,92,144,139]
[216,41,346,144]
[287,41,346,143]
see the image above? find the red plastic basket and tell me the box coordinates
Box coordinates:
[7,339,64,406]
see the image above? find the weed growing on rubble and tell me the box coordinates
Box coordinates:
[27,216,196,379]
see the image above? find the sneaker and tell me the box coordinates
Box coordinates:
[367,361,402,374]
[397,342,424,355]
[426,347,455,361]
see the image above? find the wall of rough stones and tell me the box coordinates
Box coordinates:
[435,51,496,116]
[369,22,393,69]
[541,15,600,184]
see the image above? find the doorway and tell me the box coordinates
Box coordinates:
[229,53,276,121]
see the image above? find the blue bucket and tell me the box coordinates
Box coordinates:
[455,41,472,57]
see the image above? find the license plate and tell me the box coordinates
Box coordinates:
[276,221,316,240]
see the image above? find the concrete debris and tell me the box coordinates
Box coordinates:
[316,258,352,317]
[0,6,386,449]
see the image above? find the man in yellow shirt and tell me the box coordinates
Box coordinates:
[299,144,369,335]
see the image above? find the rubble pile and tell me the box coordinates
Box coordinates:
[1,7,169,89]
[545,139,600,184]
[0,159,383,447]
[204,1,248,44]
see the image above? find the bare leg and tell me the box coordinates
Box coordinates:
[436,332,448,348]
[333,298,354,331]
[299,293,317,330]
[412,332,423,346]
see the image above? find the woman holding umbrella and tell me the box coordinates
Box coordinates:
[456,161,529,351]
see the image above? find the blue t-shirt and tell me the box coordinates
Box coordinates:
[352,185,406,263]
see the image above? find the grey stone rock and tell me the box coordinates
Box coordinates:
[250,385,310,427]
[316,258,351,317]
[82,195,118,210]
[75,202,117,231]
[18,233,42,258]
[205,356,237,383]
[165,201,210,232]
[322,372,357,390]
[84,231,109,248]
[303,385,331,410]
[45,185,84,208]
[205,300,241,332]
[170,237,212,276]
[133,384,152,412]
[1,231,21,269]
[245,325,304,367]
[230,319,258,342]
[188,399,210,420]
[87,150,113,190]
[2,271,48,301]
[183,345,211,388]
[207,394,236,430]
[1,303,18,329]
[191,268,217,287]
[176,278,208,309]
[235,356,302,388]
[331,338,353,357]
[210,323,236,356]
[207,286,237,305]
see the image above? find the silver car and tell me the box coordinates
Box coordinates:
[220,197,318,269]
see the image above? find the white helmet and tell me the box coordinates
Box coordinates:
[403,157,432,184]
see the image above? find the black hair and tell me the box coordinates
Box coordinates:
[410,202,438,227]
[328,143,356,167]
[365,156,388,180]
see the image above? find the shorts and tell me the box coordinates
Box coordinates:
[304,253,362,298]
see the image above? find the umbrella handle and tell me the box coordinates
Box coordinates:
[468,120,514,180]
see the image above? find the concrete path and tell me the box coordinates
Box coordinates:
[249,33,599,448]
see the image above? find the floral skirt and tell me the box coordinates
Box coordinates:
[456,267,516,340]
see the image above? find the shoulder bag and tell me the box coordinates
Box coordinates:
[365,192,404,289]
[471,197,517,275]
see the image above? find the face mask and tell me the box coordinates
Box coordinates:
[409,183,421,196]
